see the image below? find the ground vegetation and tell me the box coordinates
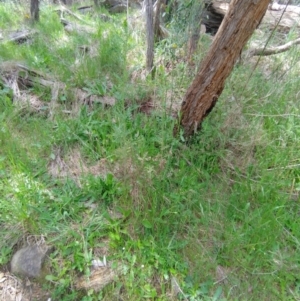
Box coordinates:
[0,1,300,300]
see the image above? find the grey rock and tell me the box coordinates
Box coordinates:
[11,245,48,278]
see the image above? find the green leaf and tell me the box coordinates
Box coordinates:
[212,286,223,301]
[142,219,152,229]
[45,274,57,281]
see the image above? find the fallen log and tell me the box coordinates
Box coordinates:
[202,1,300,34]
[54,5,91,24]
[248,37,300,56]
[54,6,98,34]
[0,29,37,44]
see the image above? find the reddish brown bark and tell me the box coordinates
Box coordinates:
[177,0,270,138]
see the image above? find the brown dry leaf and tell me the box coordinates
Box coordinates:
[137,98,155,115]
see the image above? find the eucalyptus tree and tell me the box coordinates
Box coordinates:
[176,0,270,138]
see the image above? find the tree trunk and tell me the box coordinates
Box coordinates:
[145,0,154,74]
[187,3,205,65]
[177,0,270,139]
[30,0,39,22]
[153,0,163,41]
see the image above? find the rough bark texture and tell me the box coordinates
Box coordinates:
[145,0,154,73]
[153,0,163,41]
[30,0,39,22]
[178,0,270,138]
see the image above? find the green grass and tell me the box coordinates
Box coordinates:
[1,2,300,300]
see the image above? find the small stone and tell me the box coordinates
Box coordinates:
[11,245,48,278]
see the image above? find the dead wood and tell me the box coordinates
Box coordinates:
[54,5,97,34]
[77,5,94,14]
[1,29,37,44]
[61,18,97,34]
[75,265,121,292]
[204,1,300,34]
[248,37,300,56]
[76,6,112,22]
[0,62,116,115]
[54,5,91,24]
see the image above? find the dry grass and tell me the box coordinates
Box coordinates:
[0,272,27,301]
[48,147,111,184]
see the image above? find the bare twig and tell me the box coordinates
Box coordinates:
[245,113,300,118]
[248,37,300,56]
[54,5,91,24]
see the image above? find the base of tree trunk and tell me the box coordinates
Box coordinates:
[177,0,270,138]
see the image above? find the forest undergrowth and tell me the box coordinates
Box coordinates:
[1,1,300,300]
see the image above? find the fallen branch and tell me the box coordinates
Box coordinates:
[75,265,122,292]
[54,5,91,24]
[1,29,37,44]
[0,62,116,115]
[248,37,300,56]
[53,5,97,34]
[75,5,113,22]
[61,18,97,34]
